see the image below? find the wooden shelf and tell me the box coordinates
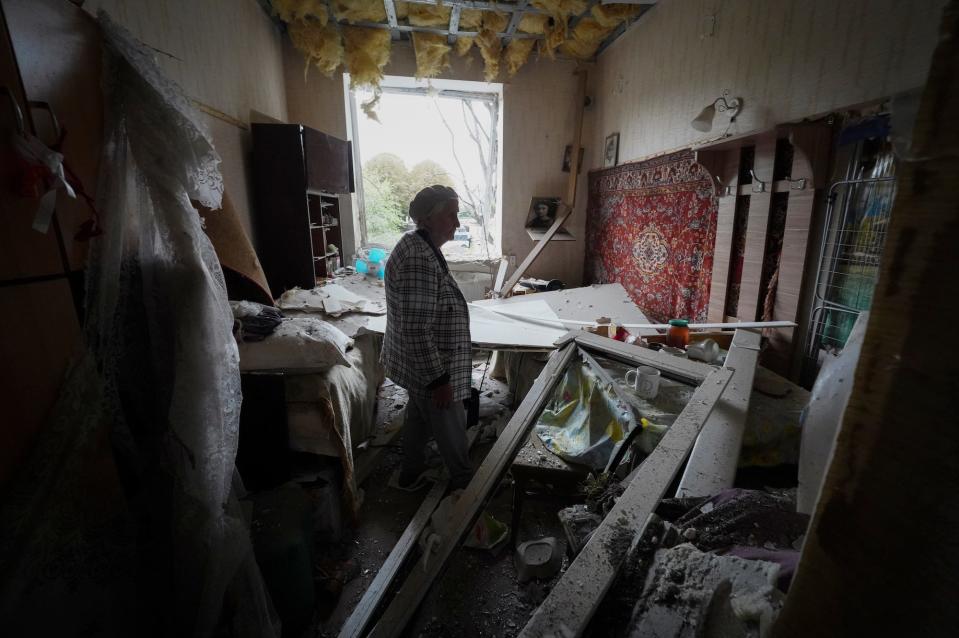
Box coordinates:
[526,228,575,241]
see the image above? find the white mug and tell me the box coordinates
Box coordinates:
[625,365,661,400]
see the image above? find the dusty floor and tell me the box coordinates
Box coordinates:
[311,356,581,637]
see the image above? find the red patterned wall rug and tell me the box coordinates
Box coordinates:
[584,149,718,323]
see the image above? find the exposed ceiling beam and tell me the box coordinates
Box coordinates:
[348,20,542,39]
[403,0,547,15]
[503,0,528,43]
[447,5,461,44]
[383,0,400,40]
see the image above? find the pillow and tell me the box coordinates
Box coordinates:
[238,317,353,372]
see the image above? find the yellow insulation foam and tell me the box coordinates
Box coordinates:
[476,28,502,82]
[482,10,509,34]
[289,18,343,77]
[540,17,567,58]
[407,3,452,27]
[559,16,614,59]
[273,0,327,24]
[332,0,386,23]
[344,26,392,88]
[531,0,587,18]
[412,32,451,79]
[592,3,642,28]
[518,13,549,34]
[394,1,409,20]
[455,36,476,57]
[505,38,535,77]
[459,9,484,30]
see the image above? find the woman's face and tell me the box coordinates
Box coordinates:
[423,199,460,246]
[536,203,550,220]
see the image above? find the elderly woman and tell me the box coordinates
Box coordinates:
[380,185,473,490]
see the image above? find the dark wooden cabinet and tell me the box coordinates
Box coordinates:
[251,123,353,297]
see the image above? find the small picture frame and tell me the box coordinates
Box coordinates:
[562,145,585,173]
[604,132,620,168]
[525,197,572,238]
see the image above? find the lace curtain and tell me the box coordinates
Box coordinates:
[0,13,277,637]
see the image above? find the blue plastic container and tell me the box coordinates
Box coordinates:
[355,258,369,274]
[368,247,386,264]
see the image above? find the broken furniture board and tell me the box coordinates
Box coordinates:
[364,299,568,351]
[519,367,734,638]
[676,329,762,498]
[474,283,657,337]
[338,480,447,638]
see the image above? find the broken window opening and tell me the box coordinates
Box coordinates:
[346,76,503,262]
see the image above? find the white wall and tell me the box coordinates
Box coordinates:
[587,0,946,167]
[285,40,590,287]
[84,0,289,236]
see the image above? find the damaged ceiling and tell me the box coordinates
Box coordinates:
[266,0,654,87]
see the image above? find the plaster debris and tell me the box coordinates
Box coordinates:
[628,543,783,638]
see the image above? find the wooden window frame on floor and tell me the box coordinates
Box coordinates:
[364,332,733,638]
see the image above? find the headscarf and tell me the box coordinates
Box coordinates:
[409,184,458,224]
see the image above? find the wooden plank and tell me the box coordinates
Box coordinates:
[341,423,484,637]
[339,478,447,638]
[367,343,579,638]
[572,331,712,385]
[501,69,588,294]
[676,329,761,497]
[774,123,833,378]
[736,133,777,322]
[697,147,741,323]
[518,367,734,638]
[492,256,509,295]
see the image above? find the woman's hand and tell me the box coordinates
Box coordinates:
[432,382,454,409]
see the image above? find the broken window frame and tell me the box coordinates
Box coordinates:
[363,331,734,638]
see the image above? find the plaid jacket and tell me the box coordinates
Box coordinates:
[380,231,472,401]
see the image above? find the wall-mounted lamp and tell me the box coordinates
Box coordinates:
[690,90,742,132]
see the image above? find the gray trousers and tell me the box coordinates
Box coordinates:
[402,393,472,489]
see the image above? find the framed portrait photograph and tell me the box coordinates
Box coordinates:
[604,132,620,168]
[525,197,573,240]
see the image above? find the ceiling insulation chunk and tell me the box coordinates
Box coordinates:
[559,16,614,59]
[482,10,510,34]
[591,3,642,28]
[407,3,452,27]
[343,26,392,88]
[288,18,343,77]
[455,35,476,57]
[394,1,409,20]
[332,0,387,24]
[412,32,451,78]
[530,0,587,18]
[518,13,549,34]
[540,16,567,58]
[476,27,502,82]
[505,38,536,77]
[459,9,484,31]
[273,0,328,24]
